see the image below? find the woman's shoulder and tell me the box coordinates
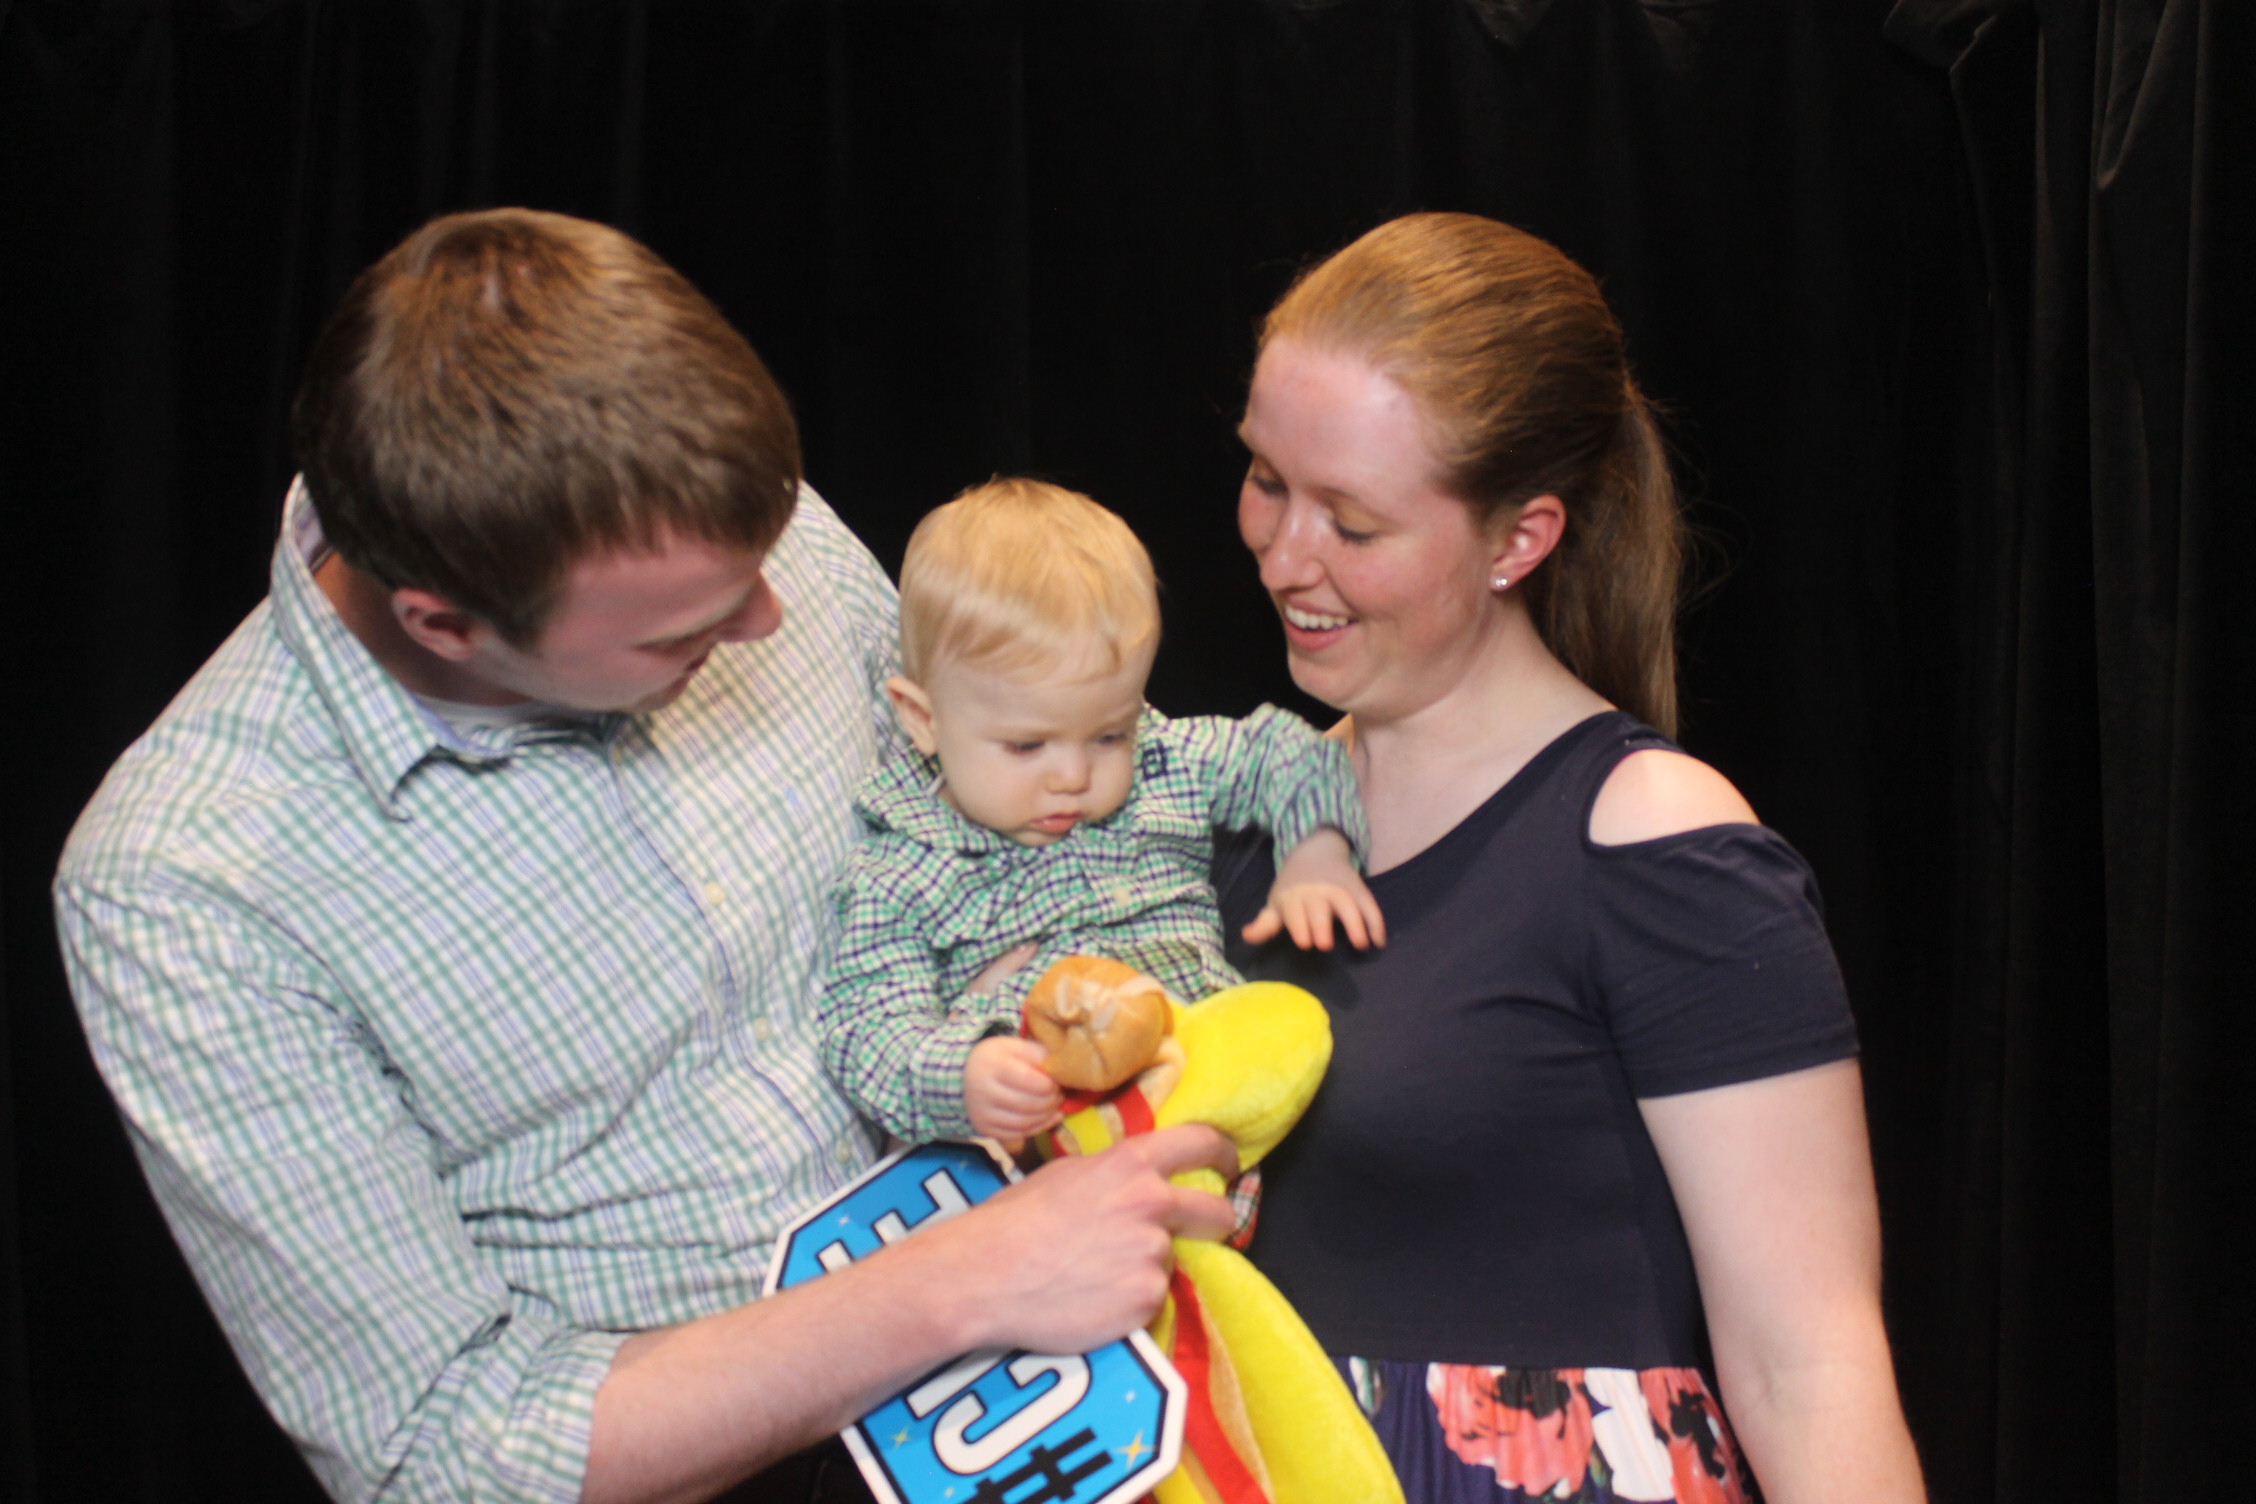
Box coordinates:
[1587,746,1758,847]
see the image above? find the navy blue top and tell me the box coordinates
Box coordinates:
[1215,711,1858,1369]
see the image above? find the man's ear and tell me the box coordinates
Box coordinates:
[1489,493,1568,589]
[886,676,942,756]
[391,587,487,664]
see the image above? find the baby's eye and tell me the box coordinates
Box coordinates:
[1094,731,1132,747]
[1003,740,1044,756]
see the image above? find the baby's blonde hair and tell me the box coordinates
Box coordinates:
[898,478,1160,683]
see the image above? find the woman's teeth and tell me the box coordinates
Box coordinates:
[1283,604,1352,631]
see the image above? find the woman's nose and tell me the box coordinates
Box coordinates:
[1256,503,1325,592]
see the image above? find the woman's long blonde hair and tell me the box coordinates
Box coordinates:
[1261,212,1683,735]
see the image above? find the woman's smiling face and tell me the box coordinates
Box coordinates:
[1237,338,1507,724]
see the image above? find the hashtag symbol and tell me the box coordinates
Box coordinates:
[963,1428,1109,1504]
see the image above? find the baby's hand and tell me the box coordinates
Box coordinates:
[965,1035,1065,1141]
[1243,827,1386,952]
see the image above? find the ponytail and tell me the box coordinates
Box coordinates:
[1523,385,1681,736]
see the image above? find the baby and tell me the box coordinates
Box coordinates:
[815,478,1383,1146]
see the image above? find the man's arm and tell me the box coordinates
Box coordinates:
[56,869,630,1503]
[585,1125,1237,1504]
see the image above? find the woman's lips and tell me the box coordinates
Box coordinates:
[1279,600,1353,648]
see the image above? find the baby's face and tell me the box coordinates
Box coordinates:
[914,642,1149,847]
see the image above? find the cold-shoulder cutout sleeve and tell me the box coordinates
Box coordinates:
[1587,823,1860,1099]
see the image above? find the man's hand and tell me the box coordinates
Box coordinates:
[965,1035,1064,1140]
[1242,827,1386,951]
[939,1123,1239,1356]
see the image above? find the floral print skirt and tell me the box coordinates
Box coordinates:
[1339,1357,1756,1504]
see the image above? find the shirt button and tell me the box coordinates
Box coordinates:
[703,881,727,906]
[753,1018,775,1043]
[835,1140,859,1165]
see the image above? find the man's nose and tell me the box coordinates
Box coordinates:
[721,575,783,643]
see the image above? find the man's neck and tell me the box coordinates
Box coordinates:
[314,553,531,707]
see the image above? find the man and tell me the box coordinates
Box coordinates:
[54,208,1231,1504]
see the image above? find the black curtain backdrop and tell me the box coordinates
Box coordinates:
[3,2,2247,1501]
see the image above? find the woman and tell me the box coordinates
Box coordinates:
[1218,214,1925,1503]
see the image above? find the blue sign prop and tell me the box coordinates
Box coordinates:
[767,1141,1184,1504]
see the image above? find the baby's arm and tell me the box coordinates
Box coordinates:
[1172,706,1382,950]
[819,853,1014,1144]
[1243,827,1388,951]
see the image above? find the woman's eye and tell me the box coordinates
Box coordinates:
[1333,522,1377,544]
[1246,469,1286,497]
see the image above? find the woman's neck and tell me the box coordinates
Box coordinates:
[1346,614,1609,874]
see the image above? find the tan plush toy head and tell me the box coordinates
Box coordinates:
[1021,955,1173,1091]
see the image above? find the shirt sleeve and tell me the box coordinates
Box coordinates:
[1586,824,1861,1098]
[1164,706,1369,866]
[55,866,626,1504]
[814,842,1007,1143]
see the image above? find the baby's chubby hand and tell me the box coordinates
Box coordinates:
[965,1035,1065,1141]
[1242,826,1387,952]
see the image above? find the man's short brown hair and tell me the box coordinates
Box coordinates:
[292,208,801,645]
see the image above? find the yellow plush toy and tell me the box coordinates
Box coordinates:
[1024,962,1404,1504]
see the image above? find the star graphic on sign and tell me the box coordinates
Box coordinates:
[1117,1431,1151,1467]
[891,1427,910,1449]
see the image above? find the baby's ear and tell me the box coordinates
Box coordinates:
[885,676,942,756]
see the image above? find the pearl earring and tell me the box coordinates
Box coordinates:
[1491,573,1512,592]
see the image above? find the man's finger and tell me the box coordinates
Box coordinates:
[1163,1183,1238,1243]
[1133,1122,1240,1181]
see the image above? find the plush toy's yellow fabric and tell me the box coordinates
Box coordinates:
[1048,980,1403,1504]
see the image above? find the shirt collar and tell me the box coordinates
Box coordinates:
[853,748,1013,854]
[267,476,537,816]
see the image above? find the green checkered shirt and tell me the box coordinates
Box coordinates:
[54,480,898,1504]
[815,708,1366,1142]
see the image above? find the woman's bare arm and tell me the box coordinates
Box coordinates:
[1597,749,1922,1501]
[1640,1062,1923,1503]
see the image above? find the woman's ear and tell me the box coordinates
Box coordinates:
[1488,494,1567,590]
[886,676,942,756]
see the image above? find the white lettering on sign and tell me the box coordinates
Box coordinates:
[813,1169,975,1274]
[906,1349,1006,1418]
[931,1355,1094,1475]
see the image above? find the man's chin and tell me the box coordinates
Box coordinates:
[628,679,696,714]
